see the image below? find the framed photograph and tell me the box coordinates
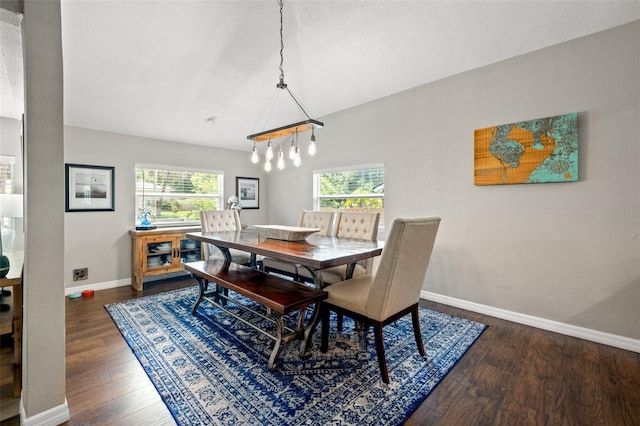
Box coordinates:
[65,163,115,212]
[236,177,259,209]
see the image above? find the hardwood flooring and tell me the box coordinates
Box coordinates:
[2,276,638,425]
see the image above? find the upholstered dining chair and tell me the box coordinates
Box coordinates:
[200,210,251,265]
[262,210,339,279]
[296,211,380,331]
[320,216,441,384]
[309,211,380,285]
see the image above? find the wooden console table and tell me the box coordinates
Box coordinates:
[129,226,202,291]
[0,250,23,398]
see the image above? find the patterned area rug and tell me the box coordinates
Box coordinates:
[106,286,486,425]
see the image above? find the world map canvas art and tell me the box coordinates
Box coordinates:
[474,112,578,185]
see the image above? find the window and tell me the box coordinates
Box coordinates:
[135,165,224,227]
[1,155,17,233]
[0,155,16,194]
[313,164,385,229]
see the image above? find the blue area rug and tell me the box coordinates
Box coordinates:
[105,286,486,425]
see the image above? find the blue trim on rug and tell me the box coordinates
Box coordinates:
[105,286,487,425]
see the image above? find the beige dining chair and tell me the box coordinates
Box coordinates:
[200,210,251,265]
[262,210,339,279]
[310,211,380,284]
[296,211,380,330]
[320,216,441,384]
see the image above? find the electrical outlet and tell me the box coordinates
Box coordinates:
[73,268,88,281]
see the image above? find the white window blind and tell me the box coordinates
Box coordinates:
[313,164,385,228]
[135,166,224,227]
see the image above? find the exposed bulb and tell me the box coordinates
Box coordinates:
[265,140,274,161]
[251,144,259,164]
[308,128,317,156]
[264,160,272,172]
[276,149,285,170]
[288,138,296,160]
[293,146,302,167]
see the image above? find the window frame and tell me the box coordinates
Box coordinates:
[135,163,225,228]
[313,163,385,231]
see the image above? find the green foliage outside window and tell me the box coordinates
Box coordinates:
[136,168,223,225]
[316,166,385,225]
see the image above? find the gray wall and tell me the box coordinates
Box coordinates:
[266,21,640,340]
[64,126,268,287]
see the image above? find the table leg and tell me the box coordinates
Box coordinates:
[298,266,325,357]
[297,263,357,356]
[299,304,322,358]
[217,246,233,263]
[191,274,207,315]
[268,313,285,370]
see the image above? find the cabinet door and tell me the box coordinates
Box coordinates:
[143,235,181,271]
[179,238,202,264]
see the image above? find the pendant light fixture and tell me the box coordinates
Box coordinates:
[247,0,323,170]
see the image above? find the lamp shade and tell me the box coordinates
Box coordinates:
[0,193,24,218]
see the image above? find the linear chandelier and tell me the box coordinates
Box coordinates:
[247,0,323,171]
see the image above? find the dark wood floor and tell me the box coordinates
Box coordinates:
[2,276,639,425]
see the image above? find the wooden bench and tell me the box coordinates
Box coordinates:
[184,259,327,369]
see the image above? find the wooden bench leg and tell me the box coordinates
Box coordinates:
[299,302,322,358]
[191,275,207,315]
[186,260,328,368]
[268,314,285,370]
[295,307,306,335]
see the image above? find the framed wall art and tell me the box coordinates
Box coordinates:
[474,112,578,185]
[65,163,115,212]
[236,177,259,209]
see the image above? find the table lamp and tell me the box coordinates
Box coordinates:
[0,193,24,278]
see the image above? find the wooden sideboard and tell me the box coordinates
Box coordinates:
[129,226,202,291]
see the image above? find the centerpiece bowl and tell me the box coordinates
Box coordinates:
[254,225,320,241]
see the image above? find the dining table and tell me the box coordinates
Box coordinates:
[186,228,384,356]
[187,228,384,288]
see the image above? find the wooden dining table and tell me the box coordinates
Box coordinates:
[186,228,384,289]
[186,228,384,355]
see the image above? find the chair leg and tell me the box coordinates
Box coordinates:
[411,306,426,357]
[373,323,390,384]
[320,303,330,353]
[337,313,343,331]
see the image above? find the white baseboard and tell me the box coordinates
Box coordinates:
[65,278,130,295]
[421,290,640,353]
[21,398,70,426]
[64,271,192,295]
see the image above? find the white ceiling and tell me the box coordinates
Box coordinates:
[2,2,639,153]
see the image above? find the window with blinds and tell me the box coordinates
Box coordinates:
[0,155,16,194]
[313,164,385,229]
[135,165,224,227]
